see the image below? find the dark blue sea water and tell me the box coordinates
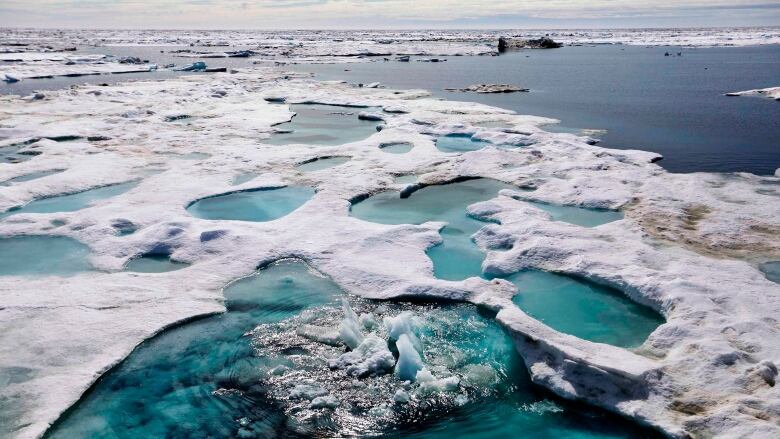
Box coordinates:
[2,44,777,174]
[291,45,780,175]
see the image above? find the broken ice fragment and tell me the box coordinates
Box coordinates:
[395,334,423,381]
[297,324,342,346]
[309,395,340,409]
[328,334,395,377]
[415,369,459,394]
[339,298,364,349]
[289,384,328,400]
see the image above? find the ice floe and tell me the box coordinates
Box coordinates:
[726,86,780,101]
[0,64,778,439]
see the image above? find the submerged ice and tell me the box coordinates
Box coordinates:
[45,258,649,438]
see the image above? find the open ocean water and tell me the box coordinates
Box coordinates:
[291,44,780,175]
[2,43,778,173]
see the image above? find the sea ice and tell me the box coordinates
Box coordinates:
[415,369,460,394]
[339,298,364,349]
[327,334,395,378]
[0,63,778,439]
[395,334,423,381]
[289,384,328,400]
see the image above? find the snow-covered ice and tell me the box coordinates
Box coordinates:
[0,64,778,439]
[726,86,780,101]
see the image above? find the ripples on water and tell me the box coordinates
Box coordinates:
[47,259,657,438]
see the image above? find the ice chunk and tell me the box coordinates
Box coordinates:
[384,312,416,341]
[1,73,20,83]
[296,324,342,346]
[309,395,340,409]
[393,389,411,403]
[415,369,460,394]
[357,111,384,121]
[359,312,377,330]
[461,364,499,388]
[339,298,364,349]
[328,334,395,377]
[289,384,328,400]
[384,311,421,351]
[395,334,423,381]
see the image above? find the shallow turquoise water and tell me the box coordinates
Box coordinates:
[350,178,622,280]
[381,142,414,154]
[0,169,64,186]
[187,186,314,222]
[350,179,658,346]
[500,270,663,347]
[124,254,190,273]
[47,259,342,438]
[296,156,350,172]
[435,134,490,153]
[0,235,92,276]
[0,181,138,219]
[265,104,380,146]
[46,259,653,438]
[534,203,624,228]
[760,261,780,284]
[395,174,418,184]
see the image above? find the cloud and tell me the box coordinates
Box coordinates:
[0,0,778,28]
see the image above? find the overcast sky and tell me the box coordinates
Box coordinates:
[1,0,778,29]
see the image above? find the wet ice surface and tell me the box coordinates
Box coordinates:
[187,186,314,222]
[0,169,64,186]
[124,254,190,273]
[48,259,651,439]
[265,104,381,146]
[0,181,138,219]
[380,142,414,154]
[0,235,91,276]
[295,156,350,172]
[394,174,418,184]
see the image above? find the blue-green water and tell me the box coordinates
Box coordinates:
[187,186,314,222]
[350,179,658,346]
[124,254,190,273]
[380,142,414,154]
[265,104,380,146]
[0,181,138,220]
[533,203,624,228]
[760,261,780,284]
[0,169,64,186]
[46,259,342,438]
[296,156,350,172]
[291,45,780,175]
[0,235,92,276]
[501,270,663,347]
[435,134,490,153]
[350,178,621,281]
[0,141,37,164]
[46,259,655,438]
